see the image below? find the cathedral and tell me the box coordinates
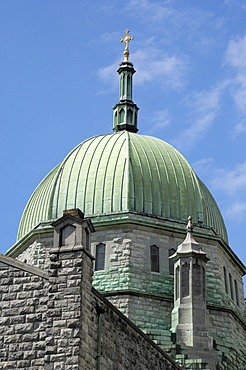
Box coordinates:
[1,31,245,369]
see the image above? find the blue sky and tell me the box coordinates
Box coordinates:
[0,1,246,287]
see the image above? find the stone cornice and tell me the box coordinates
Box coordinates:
[0,254,49,279]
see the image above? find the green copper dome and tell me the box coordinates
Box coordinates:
[17,131,228,243]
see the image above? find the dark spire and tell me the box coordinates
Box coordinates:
[113,30,139,133]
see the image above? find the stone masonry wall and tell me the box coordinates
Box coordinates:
[0,247,182,370]
[93,290,181,370]
[106,293,173,331]
[92,225,245,308]
[0,255,48,369]
[208,307,246,368]
[16,235,53,269]
[92,225,175,297]
[92,226,245,330]
[202,238,245,311]
[45,246,94,369]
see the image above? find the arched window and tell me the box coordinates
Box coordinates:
[95,243,106,271]
[150,245,160,273]
[122,74,126,97]
[127,109,133,124]
[127,74,131,97]
[120,74,124,98]
[234,280,239,306]
[119,109,124,123]
[229,273,234,301]
[223,266,228,294]
[181,262,190,298]
[193,262,201,297]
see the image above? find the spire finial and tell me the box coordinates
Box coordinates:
[186,216,193,233]
[120,29,134,62]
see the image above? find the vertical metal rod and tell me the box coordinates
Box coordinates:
[96,304,105,370]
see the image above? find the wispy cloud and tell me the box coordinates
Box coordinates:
[223,0,246,12]
[210,161,246,219]
[132,48,187,88]
[97,62,119,87]
[147,109,171,134]
[172,33,246,151]
[127,0,216,29]
[204,161,246,220]
[212,162,246,195]
[126,0,223,54]
[232,121,246,136]
[99,31,120,43]
[225,201,246,219]
[225,34,246,114]
[172,85,223,150]
[127,0,174,22]
[173,111,216,150]
[192,157,214,174]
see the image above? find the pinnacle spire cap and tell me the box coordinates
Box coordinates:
[186,215,194,234]
[169,216,209,262]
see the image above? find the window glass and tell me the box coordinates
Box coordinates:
[229,273,234,301]
[223,266,228,294]
[234,280,239,306]
[150,245,160,273]
[95,243,106,271]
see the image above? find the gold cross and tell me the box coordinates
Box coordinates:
[120,29,134,49]
[120,29,134,62]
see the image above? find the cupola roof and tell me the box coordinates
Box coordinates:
[17,131,228,242]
